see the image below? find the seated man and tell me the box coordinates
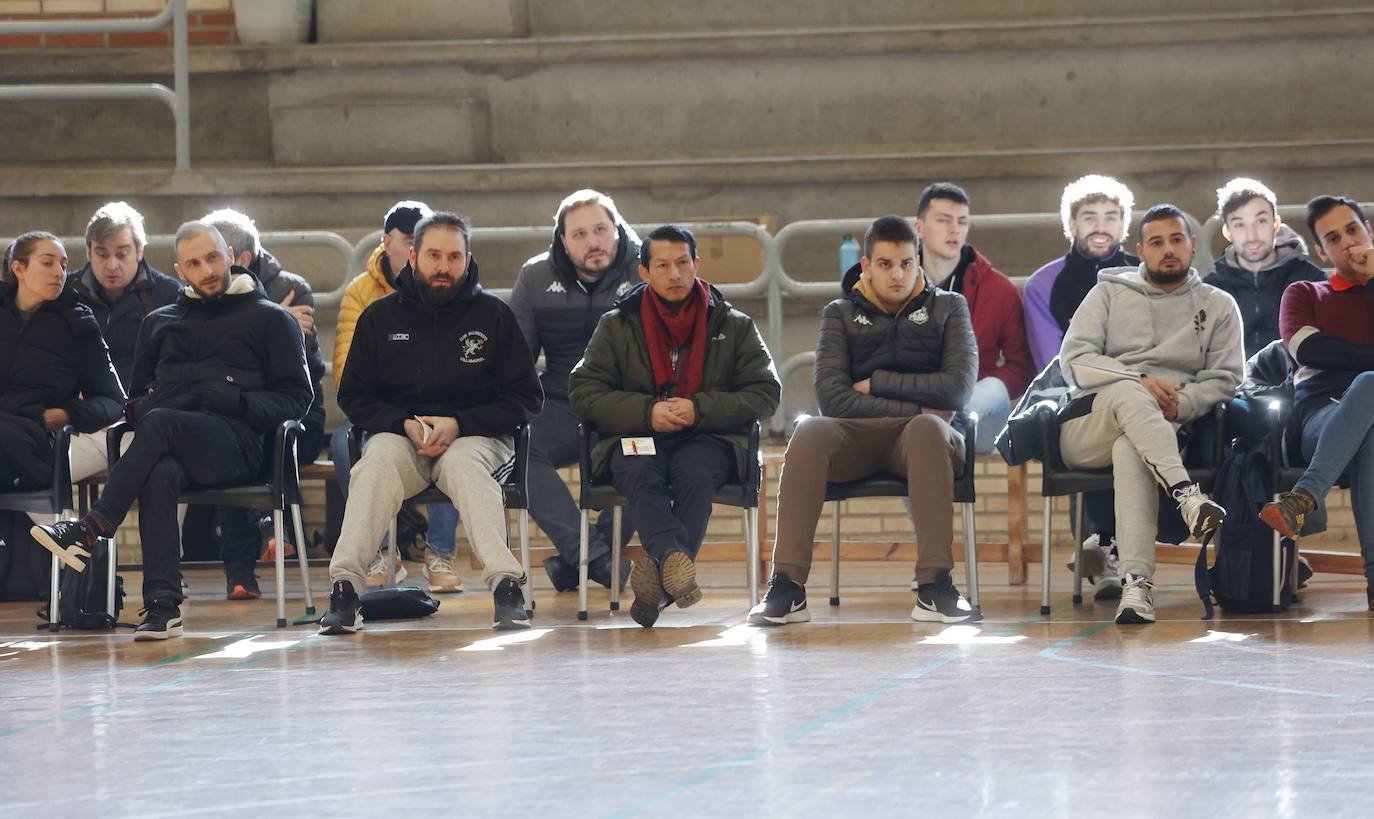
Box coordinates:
[510,189,641,591]
[33,222,312,640]
[319,212,543,635]
[1262,196,1374,610]
[1205,178,1325,359]
[914,183,1032,453]
[570,225,780,628]
[1057,204,1243,625]
[330,201,463,592]
[748,216,979,627]
[205,207,327,599]
[65,202,182,482]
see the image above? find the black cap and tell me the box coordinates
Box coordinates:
[383,201,433,235]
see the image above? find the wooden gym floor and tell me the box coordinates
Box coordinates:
[1,554,1372,818]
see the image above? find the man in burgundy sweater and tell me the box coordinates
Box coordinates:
[1262,195,1374,609]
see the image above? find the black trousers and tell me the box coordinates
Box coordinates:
[91,409,255,604]
[609,433,733,562]
[530,397,625,568]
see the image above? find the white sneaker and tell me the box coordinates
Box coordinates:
[423,548,464,593]
[1173,484,1225,540]
[1114,573,1155,624]
[1066,534,1122,600]
[364,550,408,587]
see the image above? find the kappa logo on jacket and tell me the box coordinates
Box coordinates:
[546,281,566,294]
[853,313,873,326]
[458,330,489,363]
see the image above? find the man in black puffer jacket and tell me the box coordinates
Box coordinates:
[320,212,543,635]
[205,208,327,598]
[749,216,982,627]
[510,189,641,591]
[33,222,312,641]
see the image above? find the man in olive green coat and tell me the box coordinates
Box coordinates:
[570,224,780,627]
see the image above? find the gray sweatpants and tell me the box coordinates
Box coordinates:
[330,432,519,591]
[1059,380,1192,579]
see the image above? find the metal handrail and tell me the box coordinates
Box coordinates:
[0,0,189,169]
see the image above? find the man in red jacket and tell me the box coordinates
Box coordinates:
[915,183,1034,453]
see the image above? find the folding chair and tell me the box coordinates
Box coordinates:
[2,425,78,632]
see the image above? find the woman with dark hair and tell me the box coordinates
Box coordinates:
[1,232,125,491]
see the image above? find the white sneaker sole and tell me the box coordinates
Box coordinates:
[910,603,983,624]
[133,619,184,641]
[318,615,362,635]
[492,613,531,631]
[426,580,464,593]
[747,606,811,626]
[30,526,90,572]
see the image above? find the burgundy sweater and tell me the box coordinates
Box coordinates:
[1278,276,1374,419]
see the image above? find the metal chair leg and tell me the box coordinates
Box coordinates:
[1041,496,1053,616]
[745,507,760,608]
[105,526,117,619]
[291,503,315,616]
[830,504,841,606]
[519,510,532,616]
[963,503,980,609]
[610,506,623,612]
[577,509,589,620]
[386,520,398,586]
[273,508,287,628]
[1272,506,1282,607]
[48,552,60,632]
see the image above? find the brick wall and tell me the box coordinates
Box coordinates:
[0,0,236,48]
[109,444,1364,565]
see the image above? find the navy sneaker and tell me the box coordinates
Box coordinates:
[911,572,982,624]
[747,572,810,626]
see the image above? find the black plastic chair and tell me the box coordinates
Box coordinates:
[349,424,532,614]
[823,414,981,608]
[0,425,79,632]
[108,419,315,628]
[575,420,764,621]
[1033,401,1227,615]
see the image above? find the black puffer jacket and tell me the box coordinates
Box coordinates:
[66,260,182,388]
[249,249,326,447]
[814,263,977,418]
[509,224,641,403]
[127,268,313,471]
[339,260,543,439]
[0,282,124,487]
[1205,225,1327,358]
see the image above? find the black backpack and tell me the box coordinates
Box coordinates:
[0,510,52,601]
[36,537,127,630]
[1195,440,1298,618]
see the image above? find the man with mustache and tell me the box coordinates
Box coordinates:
[510,189,641,593]
[33,222,313,640]
[320,212,543,634]
[1056,204,1244,624]
[570,224,780,627]
[1262,196,1374,611]
[1024,175,1138,598]
[1205,178,1325,359]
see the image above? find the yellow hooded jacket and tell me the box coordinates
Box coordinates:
[332,244,395,381]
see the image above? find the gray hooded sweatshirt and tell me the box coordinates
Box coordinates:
[1060,265,1244,423]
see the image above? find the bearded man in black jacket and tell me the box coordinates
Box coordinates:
[33,222,313,640]
[320,212,543,635]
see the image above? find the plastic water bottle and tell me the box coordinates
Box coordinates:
[839,233,860,274]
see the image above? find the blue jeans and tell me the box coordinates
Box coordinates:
[1295,371,1374,580]
[329,422,458,555]
[967,376,1012,456]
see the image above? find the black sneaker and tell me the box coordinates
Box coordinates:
[1297,555,1313,590]
[589,555,632,592]
[225,566,261,600]
[30,520,96,572]
[319,580,363,635]
[133,599,184,641]
[747,572,810,626]
[492,577,531,630]
[542,555,578,592]
[911,572,982,624]
[629,557,663,628]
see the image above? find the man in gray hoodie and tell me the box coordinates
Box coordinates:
[1059,204,1244,624]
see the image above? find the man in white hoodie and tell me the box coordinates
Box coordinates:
[1058,204,1245,624]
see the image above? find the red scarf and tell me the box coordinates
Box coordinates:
[639,279,709,399]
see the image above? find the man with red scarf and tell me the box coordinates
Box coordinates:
[571,225,780,627]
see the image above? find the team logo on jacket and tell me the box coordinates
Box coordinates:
[616,281,632,296]
[909,307,929,325]
[546,281,566,294]
[853,313,873,326]
[458,330,489,363]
